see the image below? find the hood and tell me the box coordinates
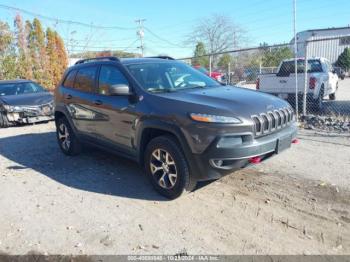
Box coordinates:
[156,86,290,119]
[0,92,53,106]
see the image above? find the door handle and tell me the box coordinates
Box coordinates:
[94,100,103,105]
[65,94,72,100]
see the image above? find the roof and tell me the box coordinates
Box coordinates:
[71,56,177,67]
[0,79,33,85]
[120,57,177,65]
[304,26,350,33]
[282,57,327,62]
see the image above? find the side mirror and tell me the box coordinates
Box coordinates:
[109,84,131,96]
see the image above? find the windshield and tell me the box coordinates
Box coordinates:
[126,61,220,93]
[0,82,46,96]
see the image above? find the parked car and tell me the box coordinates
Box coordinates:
[193,65,225,82]
[243,68,259,82]
[256,57,339,110]
[54,56,297,199]
[333,66,346,80]
[0,80,54,128]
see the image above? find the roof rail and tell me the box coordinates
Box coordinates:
[147,56,175,60]
[75,56,120,65]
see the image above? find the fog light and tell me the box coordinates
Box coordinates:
[215,160,224,167]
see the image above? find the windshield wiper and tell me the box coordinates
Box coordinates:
[148,88,174,93]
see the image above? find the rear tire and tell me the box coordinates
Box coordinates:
[329,93,336,101]
[314,86,324,112]
[144,135,197,199]
[0,112,10,128]
[56,117,81,156]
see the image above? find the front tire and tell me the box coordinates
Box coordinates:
[144,135,197,199]
[56,117,81,156]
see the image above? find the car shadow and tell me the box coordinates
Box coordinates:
[0,132,168,201]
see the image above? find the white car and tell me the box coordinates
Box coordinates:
[257,57,339,110]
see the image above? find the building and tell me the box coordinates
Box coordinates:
[291,26,350,64]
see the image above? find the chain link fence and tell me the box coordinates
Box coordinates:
[179,37,350,133]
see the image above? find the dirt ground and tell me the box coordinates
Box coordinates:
[0,122,349,255]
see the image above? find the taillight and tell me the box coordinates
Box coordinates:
[309,77,317,89]
[256,78,260,90]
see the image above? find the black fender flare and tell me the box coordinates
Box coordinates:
[135,118,195,167]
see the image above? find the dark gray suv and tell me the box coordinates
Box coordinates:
[54,56,297,199]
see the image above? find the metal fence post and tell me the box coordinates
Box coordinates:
[209,55,212,76]
[303,42,308,116]
[228,62,231,84]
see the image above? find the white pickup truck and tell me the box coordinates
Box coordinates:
[257,57,339,110]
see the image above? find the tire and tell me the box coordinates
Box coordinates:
[0,111,10,128]
[329,93,336,101]
[144,135,197,199]
[56,117,81,156]
[314,86,324,112]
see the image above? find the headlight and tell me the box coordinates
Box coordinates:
[190,113,241,124]
[3,105,23,112]
[3,104,14,112]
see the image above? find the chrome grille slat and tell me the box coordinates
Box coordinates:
[252,107,294,137]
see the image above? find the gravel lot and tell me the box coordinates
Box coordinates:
[0,122,349,255]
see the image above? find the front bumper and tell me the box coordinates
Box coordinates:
[6,112,54,124]
[192,123,298,180]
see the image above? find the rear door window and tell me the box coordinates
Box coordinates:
[74,67,97,92]
[63,70,77,88]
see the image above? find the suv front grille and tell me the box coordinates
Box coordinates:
[252,107,294,136]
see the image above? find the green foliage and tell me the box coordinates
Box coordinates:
[192,42,209,67]
[217,54,234,69]
[0,15,68,89]
[261,46,293,67]
[335,47,350,70]
[0,21,18,79]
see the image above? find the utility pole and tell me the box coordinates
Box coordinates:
[135,19,146,57]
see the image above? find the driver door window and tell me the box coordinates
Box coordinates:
[98,65,129,95]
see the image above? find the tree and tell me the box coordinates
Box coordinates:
[1,16,68,88]
[261,46,293,67]
[27,18,47,86]
[45,28,58,88]
[218,53,234,69]
[54,32,68,88]
[188,14,245,64]
[192,42,208,67]
[14,14,32,79]
[0,21,17,79]
[335,47,350,70]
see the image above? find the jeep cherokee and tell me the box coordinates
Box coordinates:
[54,56,297,199]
